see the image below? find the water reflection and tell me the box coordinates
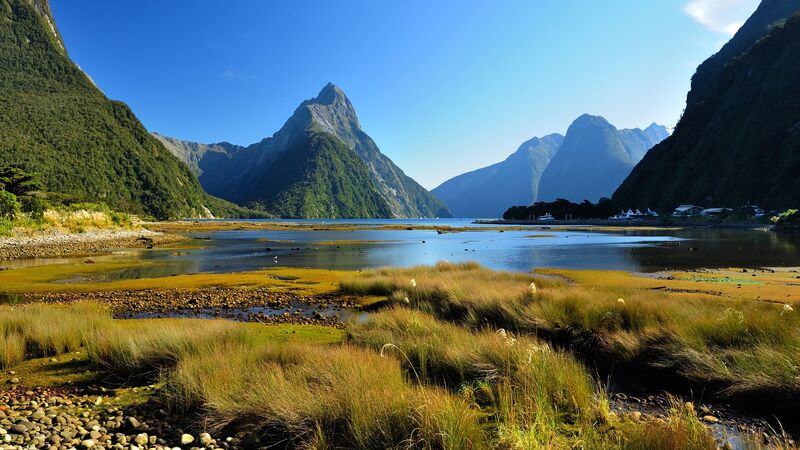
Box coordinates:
[7,221,800,282]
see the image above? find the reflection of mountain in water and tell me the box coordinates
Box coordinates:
[626,229,800,271]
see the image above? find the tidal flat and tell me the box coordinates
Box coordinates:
[2,231,800,448]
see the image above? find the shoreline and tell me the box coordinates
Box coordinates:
[0,228,187,260]
[478,218,772,230]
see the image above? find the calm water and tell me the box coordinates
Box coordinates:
[4,219,799,281]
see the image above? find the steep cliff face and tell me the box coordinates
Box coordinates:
[169,83,450,218]
[537,115,668,203]
[0,0,228,219]
[432,134,563,218]
[614,2,800,210]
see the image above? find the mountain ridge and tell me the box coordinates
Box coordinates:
[433,115,667,217]
[0,0,242,219]
[160,83,450,218]
[613,1,800,210]
[538,115,668,203]
[431,134,563,218]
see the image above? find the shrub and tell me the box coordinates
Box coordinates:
[19,195,45,220]
[0,190,20,220]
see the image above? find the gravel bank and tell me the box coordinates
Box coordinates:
[0,230,186,260]
[0,384,242,450]
[23,289,355,327]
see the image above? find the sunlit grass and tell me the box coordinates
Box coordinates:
[342,262,800,409]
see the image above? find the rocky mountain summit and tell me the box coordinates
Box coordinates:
[161,83,450,218]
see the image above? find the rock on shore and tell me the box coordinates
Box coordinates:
[0,229,186,260]
[0,385,237,449]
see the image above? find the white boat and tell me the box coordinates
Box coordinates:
[538,213,555,221]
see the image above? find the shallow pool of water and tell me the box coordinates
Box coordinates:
[4,220,800,282]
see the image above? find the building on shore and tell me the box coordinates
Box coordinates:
[672,205,704,217]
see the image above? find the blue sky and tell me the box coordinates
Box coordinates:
[50,0,759,189]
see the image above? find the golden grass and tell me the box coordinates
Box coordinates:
[164,341,487,449]
[347,307,609,447]
[6,205,135,236]
[342,263,800,411]
[0,302,109,368]
[538,267,800,305]
[0,262,346,296]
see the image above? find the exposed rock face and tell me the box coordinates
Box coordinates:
[614,0,800,210]
[538,115,668,203]
[153,133,242,177]
[162,83,450,218]
[432,134,563,218]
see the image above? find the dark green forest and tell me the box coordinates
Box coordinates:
[614,7,800,210]
[0,0,250,219]
[243,131,394,218]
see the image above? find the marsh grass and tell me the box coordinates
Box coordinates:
[0,295,774,449]
[616,399,716,450]
[163,341,488,449]
[340,261,562,329]
[348,307,608,447]
[85,320,250,380]
[0,302,109,367]
[342,263,800,411]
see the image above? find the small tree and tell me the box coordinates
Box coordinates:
[0,191,20,220]
[20,196,45,220]
[0,167,42,197]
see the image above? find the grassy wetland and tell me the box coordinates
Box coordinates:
[3,251,800,448]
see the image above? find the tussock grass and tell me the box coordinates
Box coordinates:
[341,261,563,329]
[85,320,249,379]
[4,202,134,235]
[164,340,487,449]
[0,302,109,367]
[342,263,800,411]
[616,400,716,450]
[348,307,608,447]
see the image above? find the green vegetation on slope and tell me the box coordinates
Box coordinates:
[614,7,800,211]
[0,0,237,219]
[241,131,394,218]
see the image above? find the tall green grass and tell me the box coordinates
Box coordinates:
[0,298,749,449]
[341,263,800,410]
[0,302,109,368]
[348,307,608,447]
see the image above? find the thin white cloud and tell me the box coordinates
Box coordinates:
[684,0,759,35]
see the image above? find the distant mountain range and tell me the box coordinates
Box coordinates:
[157,84,450,219]
[614,0,800,211]
[433,115,668,217]
[0,0,246,219]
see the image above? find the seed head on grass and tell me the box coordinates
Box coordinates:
[782,304,794,316]
[410,279,417,288]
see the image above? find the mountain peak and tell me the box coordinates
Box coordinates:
[314,82,347,104]
[571,114,614,129]
[297,83,362,135]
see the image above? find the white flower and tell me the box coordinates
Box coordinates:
[403,297,410,304]
[617,298,625,304]
[529,282,537,293]
[782,304,794,316]
[380,343,399,358]
[410,279,417,288]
